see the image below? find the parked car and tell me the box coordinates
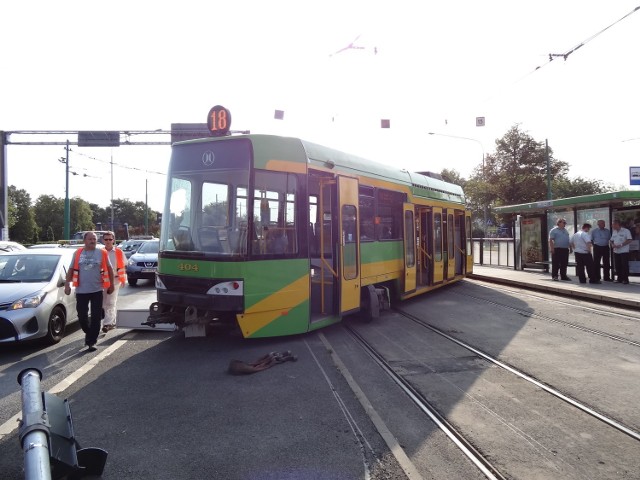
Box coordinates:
[0,249,77,344]
[126,239,159,286]
[0,241,27,252]
[118,238,152,259]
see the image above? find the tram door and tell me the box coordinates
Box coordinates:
[309,174,338,318]
[465,211,473,273]
[445,210,455,280]
[432,207,444,283]
[403,203,416,293]
[417,207,432,287]
[338,176,360,314]
[454,211,464,276]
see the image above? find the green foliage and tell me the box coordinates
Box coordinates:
[551,176,611,198]
[8,186,37,243]
[485,125,569,206]
[440,168,466,187]
[10,191,161,241]
[70,197,95,232]
[459,124,608,231]
[34,195,64,240]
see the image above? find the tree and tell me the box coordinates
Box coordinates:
[70,197,95,232]
[440,168,467,187]
[551,176,611,198]
[34,195,64,240]
[484,125,569,207]
[8,186,37,243]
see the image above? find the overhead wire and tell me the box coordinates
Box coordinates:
[534,5,639,72]
[483,5,640,103]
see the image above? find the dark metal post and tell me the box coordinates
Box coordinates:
[546,139,551,200]
[18,368,52,480]
[63,141,70,240]
[0,131,8,240]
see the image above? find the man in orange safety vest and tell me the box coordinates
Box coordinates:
[101,230,127,332]
[64,231,114,351]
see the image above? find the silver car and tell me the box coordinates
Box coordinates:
[0,249,77,344]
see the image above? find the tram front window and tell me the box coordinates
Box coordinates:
[161,171,250,256]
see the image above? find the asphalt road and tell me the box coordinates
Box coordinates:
[1,279,639,479]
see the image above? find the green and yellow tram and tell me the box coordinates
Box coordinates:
[147,106,472,338]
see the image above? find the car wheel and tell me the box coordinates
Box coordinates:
[46,306,66,344]
[128,278,138,286]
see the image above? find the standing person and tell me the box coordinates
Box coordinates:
[101,231,127,333]
[548,218,572,281]
[591,219,612,281]
[610,220,633,284]
[64,232,115,351]
[571,223,600,284]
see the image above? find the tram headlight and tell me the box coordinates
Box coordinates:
[207,280,243,296]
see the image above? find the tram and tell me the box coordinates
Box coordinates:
[146,106,472,338]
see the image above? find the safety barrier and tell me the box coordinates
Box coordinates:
[472,238,515,267]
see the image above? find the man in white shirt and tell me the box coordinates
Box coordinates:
[610,220,633,284]
[571,223,599,284]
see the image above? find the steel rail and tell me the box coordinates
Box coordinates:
[345,325,506,480]
[397,309,640,443]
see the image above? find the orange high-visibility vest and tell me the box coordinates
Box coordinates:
[72,248,111,288]
[111,248,127,286]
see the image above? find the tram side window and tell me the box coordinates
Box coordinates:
[434,213,443,261]
[309,195,319,256]
[253,171,298,255]
[376,189,404,240]
[359,186,375,241]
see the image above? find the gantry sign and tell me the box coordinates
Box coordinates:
[0,125,210,240]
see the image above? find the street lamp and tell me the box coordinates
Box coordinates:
[428,132,488,236]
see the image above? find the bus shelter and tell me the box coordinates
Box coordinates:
[495,191,640,273]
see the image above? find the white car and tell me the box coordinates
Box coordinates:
[0,249,78,344]
[0,241,27,252]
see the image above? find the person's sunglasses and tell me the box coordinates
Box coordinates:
[103,238,114,241]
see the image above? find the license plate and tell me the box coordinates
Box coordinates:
[141,268,156,273]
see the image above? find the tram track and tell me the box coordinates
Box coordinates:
[394,308,640,443]
[454,283,640,349]
[344,324,507,480]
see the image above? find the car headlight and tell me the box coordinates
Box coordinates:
[128,259,136,266]
[11,292,47,310]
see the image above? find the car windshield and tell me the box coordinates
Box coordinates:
[137,242,159,254]
[0,255,59,282]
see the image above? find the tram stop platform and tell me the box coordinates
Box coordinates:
[469,265,640,310]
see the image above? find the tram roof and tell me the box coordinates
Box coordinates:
[300,139,465,204]
[495,190,640,214]
[176,134,465,204]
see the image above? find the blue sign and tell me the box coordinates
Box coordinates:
[631,167,640,186]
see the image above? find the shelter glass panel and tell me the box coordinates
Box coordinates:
[577,207,608,229]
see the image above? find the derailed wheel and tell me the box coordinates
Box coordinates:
[359,285,380,323]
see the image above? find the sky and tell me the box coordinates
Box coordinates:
[1,1,639,213]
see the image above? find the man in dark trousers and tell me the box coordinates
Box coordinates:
[64,232,115,351]
[571,223,600,284]
[610,220,632,284]
[591,219,612,281]
[548,218,571,281]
